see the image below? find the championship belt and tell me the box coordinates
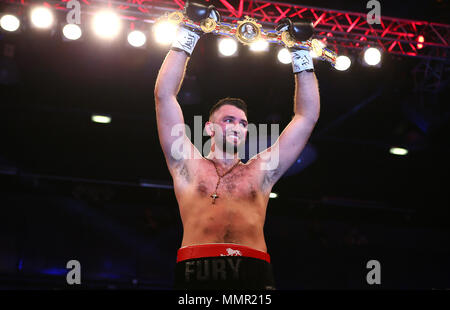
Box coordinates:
[159,11,337,66]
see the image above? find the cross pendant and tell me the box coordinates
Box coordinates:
[211,193,219,204]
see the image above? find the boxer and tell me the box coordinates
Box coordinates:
[154,1,320,290]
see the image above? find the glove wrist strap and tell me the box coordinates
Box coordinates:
[291,49,314,74]
[171,27,200,56]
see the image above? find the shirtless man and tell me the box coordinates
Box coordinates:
[154,3,319,290]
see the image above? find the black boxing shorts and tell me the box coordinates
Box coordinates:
[173,243,276,290]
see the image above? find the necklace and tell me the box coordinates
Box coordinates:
[206,158,241,205]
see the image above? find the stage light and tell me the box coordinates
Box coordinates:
[269,192,278,199]
[389,147,408,156]
[218,38,238,56]
[153,21,177,45]
[91,114,111,124]
[128,30,146,47]
[62,24,82,40]
[30,7,54,29]
[92,11,121,39]
[277,48,291,64]
[0,14,20,32]
[334,55,352,71]
[363,47,382,66]
[249,39,269,52]
[417,35,425,49]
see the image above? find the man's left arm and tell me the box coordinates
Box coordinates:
[255,52,320,189]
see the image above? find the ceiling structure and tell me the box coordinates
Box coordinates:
[3,0,449,60]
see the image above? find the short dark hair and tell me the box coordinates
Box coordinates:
[209,97,248,121]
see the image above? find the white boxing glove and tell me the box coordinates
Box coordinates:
[291,49,314,74]
[171,27,201,57]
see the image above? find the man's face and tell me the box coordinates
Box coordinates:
[208,105,248,153]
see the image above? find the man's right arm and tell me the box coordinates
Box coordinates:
[154,50,199,170]
[154,2,220,172]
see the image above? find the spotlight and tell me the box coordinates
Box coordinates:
[128,30,146,47]
[218,38,238,56]
[389,147,408,156]
[334,55,352,71]
[249,40,269,52]
[62,24,82,40]
[92,11,121,39]
[0,14,20,32]
[417,35,425,50]
[91,114,111,124]
[277,48,291,64]
[153,21,177,45]
[30,7,54,29]
[269,192,278,199]
[363,47,382,66]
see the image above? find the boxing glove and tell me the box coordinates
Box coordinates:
[276,18,314,42]
[171,2,220,56]
[277,18,315,73]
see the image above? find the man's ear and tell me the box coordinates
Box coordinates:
[205,121,215,137]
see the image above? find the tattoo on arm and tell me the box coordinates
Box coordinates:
[176,162,190,183]
[262,168,280,190]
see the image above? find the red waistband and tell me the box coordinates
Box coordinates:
[176,243,270,263]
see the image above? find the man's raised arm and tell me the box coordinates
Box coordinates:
[154,49,192,168]
[154,2,220,170]
[255,40,321,189]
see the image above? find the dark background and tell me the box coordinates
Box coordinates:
[0,0,449,289]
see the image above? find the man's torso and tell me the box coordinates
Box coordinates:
[171,157,272,252]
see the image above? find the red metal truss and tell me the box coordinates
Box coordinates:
[2,0,449,61]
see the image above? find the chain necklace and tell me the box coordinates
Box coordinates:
[206,158,241,205]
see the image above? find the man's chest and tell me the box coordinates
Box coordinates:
[196,174,259,202]
[176,161,265,202]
